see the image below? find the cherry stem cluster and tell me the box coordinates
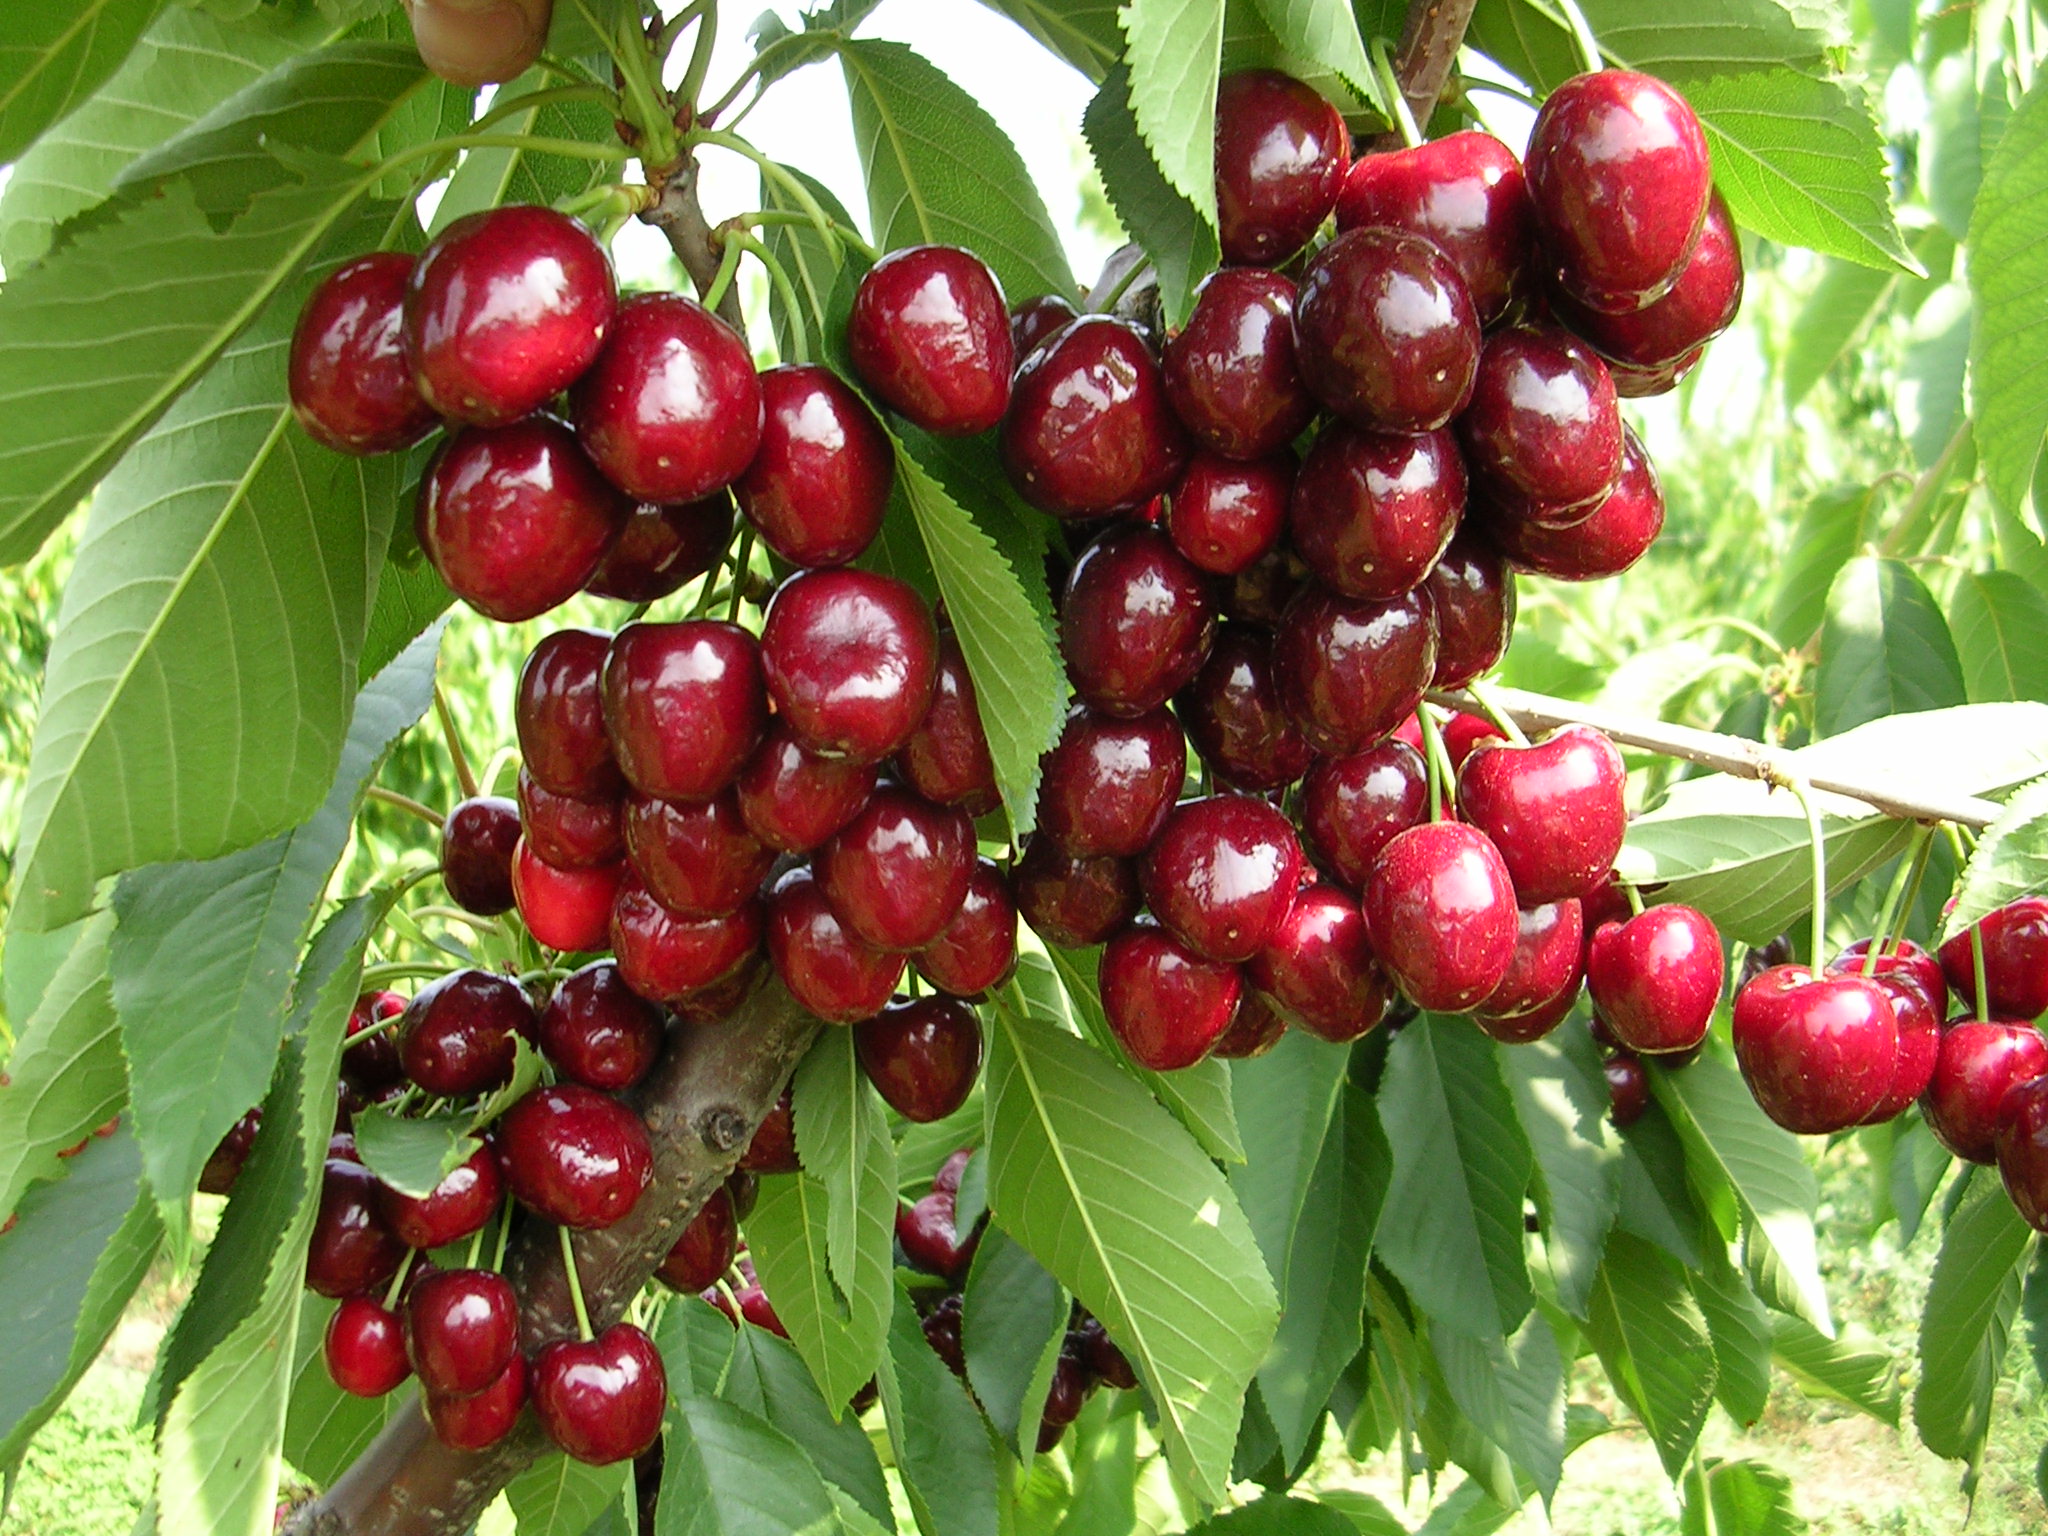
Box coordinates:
[1783,777,1830,968]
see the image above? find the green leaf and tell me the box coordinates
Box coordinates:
[1616,1101,1706,1268]
[1942,775,2048,943]
[1900,282,1971,468]
[1816,556,1968,736]
[281,1298,404,1487]
[877,1285,1000,1536]
[1914,1173,2033,1462]
[656,1291,739,1399]
[1767,485,1877,645]
[1780,263,1895,406]
[984,1001,1277,1501]
[964,0,1121,80]
[1186,1496,1358,1535]
[1374,1016,1534,1343]
[1950,571,2048,704]
[792,1027,898,1309]
[759,165,859,367]
[1769,1313,1899,1425]
[1434,1313,1568,1501]
[349,1106,478,1200]
[430,71,613,229]
[658,1394,840,1536]
[1119,0,1224,226]
[745,1171,890,1411]
[1246,0,1376,106]
[508,1453,631,1536]
[0,0,165,165]
[1082,64,1219,328]
[1056,1397,1140,1535]
[1229,1029,1349,1288]
[962,1225,1068,1462]
[1692,1240,1773,1426]
[723,1324,896,1532]
[1970,74,2048,521]
[360,548,454,683]
[1584,1232,1717,1480]
[1680,1458,1807,1536]
[1501,1032,1621,1321]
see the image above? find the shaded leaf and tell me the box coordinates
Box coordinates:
[1950,570,2048,704]
[723,1324,895,1531]
[1434,1314,1568,1501]
[1584,1232,1717,1480]
[1680,1459,1807,1536]
[962,1225,1067,1462]
[877,1285,1000,1536]
[281,1298,404,1487]
[1769,1313,1899,1426]
[508,1455,632,1536]
[430,70,613,229]
[1816,556,1967,737]
[1502,1031,1621,1320]
[1693,1240,1773,1426]
[1970,73,2048,521]
[1120,0,1225,226]
[349,1106,477,1200]
[744,1171,890,1411]
[1082,64,1219,328]
[657,1395,837,1536]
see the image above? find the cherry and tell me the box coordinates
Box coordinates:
[1272,585,1437,756]
[1213,70,1350,265]
[847,245,1012,434]
[1425,532,1517,689]
[1141,795,1303,963]
[289,253,435,454]
[1178,626,1314,793]
[739,1088,799,1173]
[518,768,624,869]
[735,722,878,853]
[1211,989,1289,1057]
[377,1143,503,1250]
[1731,966,1897,1134]
[1553,191,1742,370]
[766,867,906,1023]
[513,841,625,953]
[532,1323,667,1465]
[667,956,764,1024]
[1301,740,1429,888]
[1584,907,1723,1055]
[1996,1077,2048,1232]
[1247,884,1391,1042]
[1080,1317,1138,1390]
[1335,131,1536,326]
[610,877,763,1006]
[1527,70,1712,313]
[405,1267,520,1398]
[732,1280,789,1337]
[405,205,616,426]
[1938,897,2048,1021]
[1855,972,1941,1125]
[815,786,976,952]
[1481,423,1663,581]
[539,960,666,1091]
[1293,228,1480,433]
[1039,705,1186,858]
[855,996,985,1122]
[325,1295,411,1397]
[1223,546,1305,626]
[1165,452,1292,576]
[399,970,532,1096]
[922,1292,967,1375]
[1036,1352,1089,1450]
[1002,317,1188,518]
[1456,725,1626,904]
[624,791,774,919]
[500,1084,654,1228]
[897,1189,979,1279]
[343,990,408,1090]
[1605,350,1701,398]
[1361,822,1519,1013]
[441,796,521,916]
[914,860,1018,998]
[586,495,733,603]
[761,569,940,764]
[1828,939,1946,1013]
[425,1354,526,1451]
[933,1147,974,1195]
[573,292,763,503]
[306,1158,405,1298]
[736,364,893,567]
[1099,918,1243,1070]
[1288,425,1466,601]
[1162,269,1316,460]
[1060,525,1217,717]
[1012,293,1080,361]
[1474,899,1585,1040]
[199,1106,264,1195]
[1458,326,1622,517]
[657,1187,738,1292]
[601,620,767,802]
[897,632,998,814]
[1013,836,1142,948]
[519,629,623,800]
[1605,1053,1649,1128]
[418,418,628,623]
[1923,1020,2048,1163]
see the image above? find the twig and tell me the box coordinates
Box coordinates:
[1382,0,1482,138]
[642,155,746,331]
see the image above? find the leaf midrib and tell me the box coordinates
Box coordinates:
[0,0,127,123]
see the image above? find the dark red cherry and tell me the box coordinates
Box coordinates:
[1923,1019,2048,1163]
[1247,884,1391,1043]
[761,569,940,764]
[1606,1054,1649,1128]
[1828,939,1947,1016]
[897,632,998,814]
[1294,228,1480,433]
[1037,1353,1088,1450]
[1002,317,1188,518]
[1425,531,1516,689]
[1140,795,1303,964]
[418,418,628,623]
[518,767,624,869]
[739,1089,799,1174]
[513,841,625,952]
[1211,989,1289,1058]
[1099,919,1244,1070]
[1458,327,1622,516]
[1301,741,1430,888]
[306,1158,405,1298]
[199,1105,264,1195]
[325,1294,411,1397]
[1213,70,1350,266]
[405,1267,520,1398]
[1178,626,1314,793]
[1481,423,1663,581]
[1165,451,1292,576]
[1996,1077,2048,1232]
[855,997,985,1122]
[1456,725,1627,904]
[657,1187,738,1291]
[425,1354,526,1451]
[539,960,666,1091]
[289,253,435,454]
[586,495,733,603]
[1938,896,2048,1021]
[922,1291,967,1375]
[847,245,1012,435]
[441,796,521,916]
[1584,906,1724,1055]
[1223,545,1306,626]
[1732,966,1897,1135]
[624,792,774,919]
[1474,900,1584,1039]
[1527,70,1712,313]
[405,205,615,427]
[1553,190,1741,369]
[500,1084,654,1228]
[1335,131,1536,326]
[735,722,879,853]
[532,1323,667,1465]
[932,1147,973,1195]
[520,629,622,800]
[1856,972,1941,1125]
[915,860,1018,997]
[815,786,976,952]
[610,877,763,1006]
[377,1143,503,1250]
[1272,585,1436,756]
[897,1189,979,1279]
[1161,268,1316,460]
[1012,293,1080,361]
[1039,705,1185,858]
[737,364,893,566]
[1361,822,1519,1013]
[601,620,767,802]
[1013,836,1142,948]
[1060,525,1216,717]
[573,292,763,502]
[732,1280,788,1337]
[1288,425,1466,601]
[766,867,906,1023]
[343,989,408,1091]
[399,969,533,1096]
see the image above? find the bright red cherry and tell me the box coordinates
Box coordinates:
[426,1355,526,1451]
[897,1189,980,1279]
[1829,939,1947,1015]
[739,1089,799,1174]
[1552,190,1741,370]
[1039,705,1186,858]
[1140,795,1303,964]
[1474,899,1585,1041]
[1294,228,1480,433]
[1458,326,1622,516]
[289,253,435,454]
[1272,585,1437,756]
[306,1158,405,1298]
[1923,1020,2048,1163]
[766,867,906,1023]
[657,1187,738,1291]
[532,1323,667,1465]
[1211,990,1289,1057]
[1013,836,1142,948]
[1012,293,1080,360]
[1162,268,1316,460]
[1213,70,1350,265]
[1301,740,1429,888]
[377,1143,502,1250]
[1002,318,1188,518]
[737,364,893,566]
[405,1267,520,1398]
[610,877,763,1006]
[441,796,520,916]
[1996,1077,2048,1232]
[586,495,732,603]
[500,1084,654,1228]
[1456,725,1627,904]
[1732,966,1898,1134]
[418,418,627,623]
[815,786,975,952]
[519,629,623,800]
[1425,532,1516,689]
[1099,919,1244,1070]
[1247,884,1390,1042]
[1481,423,1663,581]
[517,767,624,869]
[915,860,1018,997]
[513,841,625,953]
[1584,906,1724,1055]
[573,292,762,502]
[343,989,409,1090]
[1855,972,1942,1125]
[1165,452,1292,576]
[847,245,1012,434]
[734,722,878,853]
[761,569,939,764]
[1606,1054,1650,1128]
[405,205,616,426]
[325,1295,411,1397]
[1060,525,1217,717]
[855,997,985,1122]
[1938,897,2048,1021]
[897,632,998,814]
[601,620,767,802]
[539,960,666,1091]
[1178,626,1314,793]
[1288,425,1465,600]
[398,969,533,1096]
[1361,822,1519,1012]
[624,791,774,919]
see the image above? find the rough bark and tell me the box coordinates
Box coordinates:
[1386,0,1482,134]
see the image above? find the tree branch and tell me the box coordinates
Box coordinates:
[643,154,746,331]
[1386,0,1481,132]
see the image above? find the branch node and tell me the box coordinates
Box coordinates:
[697,1106,751,1152]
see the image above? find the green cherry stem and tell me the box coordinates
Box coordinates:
[1464,679,1530,746]
[1783,777,1829,969]
[700,232,746,314]
[1622,879,1645,917]
[726,527,758,623]
[1889,832,1938,955]
[492,1194,515,1272]
[559,1223,596,1342]
[381,1248,418,1311]
[364,785,445,829]
[464,1224,486,1269]
[685,129,845,256]
[1971,923,1991,1024]
[728,229,812,363]
[1862,824,1932,975]
[434,684,481,801]
[1370,38,1425,146]
[1415,707,1453,822]
[1548,0,1606,74]
[360,960,456,987]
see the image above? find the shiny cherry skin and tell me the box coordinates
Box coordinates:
[1247,884,1391,1042]
[1458,327,1622,516]
[1482,424,1662,580]
[1938,896,2048,1020]
[532,1323,668,1466]
[405,1267,520,1398]
[517,768,624,869]
[915,860,1019,997]
[1272,585,1437,756]
[1099,918,1245,1071]
[325,1294,411,1397]
[657,1187,738,1291]
[1037,1353,1088,1450]
[1039,705,1186,858]
[815,786,976,951]
[766,867,906,1023]
[306,1159,405,1298]
[1732,966,1897,1135]
[1552,191,1742,368]
[734,722,878,853]
[1213,70,1350,265]
[1474,900,1584,1041]
[1584,906,1724,1055]
[418,418,627,623]
[1335,131,1536,326]
[500,1084,654,1229]
[344,989,408,1090]
[1178,626,1314,793]
[1856,972,1941,1125]
[1166,452,1292,576]
[1995,1077,2048,1232]
[731,1280,789,1337]
[609,877,763,1006]
[1140,795,1303,964]
[586,495,732,603]
[1456,725,1627,904]
[1362,822,1519,1013]
[1606,1054,1650,1128]
[377,1143,503,1250]
[897,632,998,814]
[519,629,622,800]
[761,568,940,764]
[624,791,774,919]
[1012,293,1080,360]
[856,996,985,1122]
[1828,938,1946,1015]
[1211,989,1289,1058]
[289,253,435,454]
[573,292,763,503]
[739,1089,799,1173]
[1922,1019,2048,1163]
[1301,740,1429,888]
[513,841,624,952]
[932,1147,974,1196]
[426,1354,526,1451]
[736,364,893,566]
[399,969,532,1096]
[847,245,1012,434]
[539,960,666,1091]
[1527,70,1712,312]
[1425,531,1517,689]
[601,620,767,802]
[897,1189,979,1279]
[1163,269,1316,460]
[1605,349,1702,399]
[1294,228,1480,433]
[1060,525,1217,717]
[441,796,521,916]
[1002,317,1188,519]
[405,206,615,427]
[1288,424,1465,600]
[1013,836,1143,948]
